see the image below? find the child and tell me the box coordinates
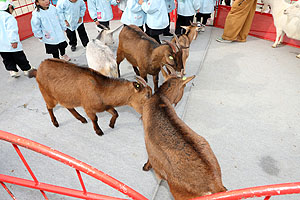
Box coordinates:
[120,0,145,31]
[175,0,200,35]
[87,0,119,29]
[196,0,216,32]
[56,0,89,52]
[0,0,33,78]
[31,0,71,61]
[139,0,169,44]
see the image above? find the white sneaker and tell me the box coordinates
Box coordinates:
[9,71,20,78]
[201,26,205,32]
[61,54,71,61]
[23,67,35,76]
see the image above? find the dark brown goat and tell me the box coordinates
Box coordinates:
[116,25,184,92]
[29,58,152,136]
[142,66,226,200]
[171,23,200,74]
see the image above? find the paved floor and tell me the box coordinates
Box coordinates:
[0,21,300,200]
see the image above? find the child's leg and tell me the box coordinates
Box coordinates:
[58,41,70,61]
[13,51,31,71]
[98,21,110,29]
[77,23,89,47]
[52,51,60,59]
[201,13,211,25]
[196,12,201,23]
[66,28,77,48]
[0,52,18,72]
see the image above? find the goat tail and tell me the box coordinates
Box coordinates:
[28,69,37,78]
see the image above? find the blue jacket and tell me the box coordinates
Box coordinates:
[87,0,118,22]
[0,11,23,52]
[31,5,67,45]
[165,0,175,13]
[177,0,200,16]
[117,0,127,11]
[141,0,169,29]
[199,0,216,14]
[56,0,86,31]
[120,0,145,26]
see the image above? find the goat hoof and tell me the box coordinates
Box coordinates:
[142,163,151,171]
[81,118,88,123]
[53,121,59,127]
[109,123,115,129]
[95,130,104,136]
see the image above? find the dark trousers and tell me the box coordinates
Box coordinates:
[0,51,31,72]
[175,15,194,35]
[163,13,171,35]
[221,0,231,6]
[45,41,68,59]
[145,24,162,44]
[97,21,110,29]
[66,23,89,47]
[196,13,211,25]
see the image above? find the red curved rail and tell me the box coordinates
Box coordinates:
[192,182,300,200]
[0,130,148,200]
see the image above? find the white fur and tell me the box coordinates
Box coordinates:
[262,0,300,50]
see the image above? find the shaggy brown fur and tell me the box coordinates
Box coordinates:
[171,23,200,74]
[29,58,152,136]
[117,25,184,92]
[142,67,226,200]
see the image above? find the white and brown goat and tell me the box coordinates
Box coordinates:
[29,58,152,136]
[116,25,184,92]
[142,66,226,200]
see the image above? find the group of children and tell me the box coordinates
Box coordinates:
[0,0,216,78]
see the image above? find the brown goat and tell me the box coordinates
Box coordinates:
[171,23,200,74]
[116,25,184,92]
[142,66,226,200]
[29,58,152,136]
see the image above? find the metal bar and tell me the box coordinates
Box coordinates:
[192,182,300,200]
[12,144,49,199]
[76,169,88,194]
[1,130,148,200]
[0,174,127,200]
[0,181,17,200]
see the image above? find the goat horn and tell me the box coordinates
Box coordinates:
[172,34,181,51]
[164,64,176,75]
[112,24,124,33]
[135,76,147,87]
[98,23,110,30]
[163,40,177,53]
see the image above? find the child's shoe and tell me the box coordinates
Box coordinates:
[201,26,205,32]
[10,71,20,78]
[23,67,35,76]
[71,45,76,52]
[61,54,71,61]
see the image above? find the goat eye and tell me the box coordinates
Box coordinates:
[169,56,174,60]
[182,77,187,80]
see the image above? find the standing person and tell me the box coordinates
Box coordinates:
[120,0,145,31]
[175,0,200,35]
[163,0,175,36]
[31,0,70,61]
[139,0,169,44]
[0,0,33,78]
[56,0,89,52]
[87,0,119,29]
[196,0,216,32]
[216,0,257,42]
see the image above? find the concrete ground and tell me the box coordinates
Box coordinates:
[0,21,300,200]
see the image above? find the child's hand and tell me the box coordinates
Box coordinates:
[138,0,143,5]
[65,20,70,27]
[116,0,120,3]
[78,17,82,23]
[95,21,100,26]
[11,42,18,48]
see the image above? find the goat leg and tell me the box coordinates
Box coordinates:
[106,107,119,128]
[133,66,140,76]
[86,112,104,136]
[47,108,59,127]
[67,108,87,123]
[273,29,283,48]
[143,159,152,171]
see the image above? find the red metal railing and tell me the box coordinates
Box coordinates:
[192,182,300,200]
[0,130,147,200]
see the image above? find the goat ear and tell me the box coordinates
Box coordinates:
[181,75,195,86]
[181,26,188,30]
[161,66,169,80]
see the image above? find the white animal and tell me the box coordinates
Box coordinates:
[261,0,300,50]
[283,1,300,58]
[86,25,123,77]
